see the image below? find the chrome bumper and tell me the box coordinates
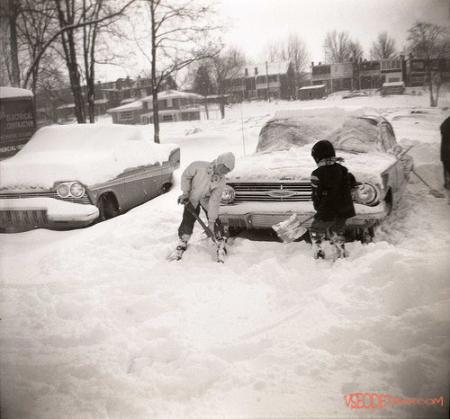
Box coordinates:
[0,197,99,230]
[219,201,388,229]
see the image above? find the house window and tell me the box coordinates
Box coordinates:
[162,114,173,121]
[167,98,173,108]
[119,111,133,121]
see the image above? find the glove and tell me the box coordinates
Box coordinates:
[177,194,189,205]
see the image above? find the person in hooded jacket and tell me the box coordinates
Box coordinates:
[440,116,450,204]
[309,140,356,259]
[176,152,235,251]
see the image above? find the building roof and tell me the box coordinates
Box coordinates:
[0,86,33,99]
[107,99,143,113]
[141,90,203,102]
[299,84,326,90]
[382,81,405,87]
[243,61,290,77]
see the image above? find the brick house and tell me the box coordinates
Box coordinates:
[107,90,203,124]
[224,61,292,102]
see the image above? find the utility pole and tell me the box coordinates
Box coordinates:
[265,61,270,102]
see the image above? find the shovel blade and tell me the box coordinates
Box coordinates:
[273,214,310,243]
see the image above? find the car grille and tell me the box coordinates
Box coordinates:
[0,191,91,204]
[229,182,312,202]
[0,209,48,227]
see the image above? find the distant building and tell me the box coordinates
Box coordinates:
[107,90,203,124]
[310,57,407,94]
[406,55,450,86]
[381,81,406,96]
[298,84,326,100]
[224,61,292,102]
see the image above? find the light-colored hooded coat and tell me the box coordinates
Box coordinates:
[180,152,235,222]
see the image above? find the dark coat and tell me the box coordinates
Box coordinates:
[441,116,450,163]
[311,160,356,221]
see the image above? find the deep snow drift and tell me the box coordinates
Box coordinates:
[1,91,449,419]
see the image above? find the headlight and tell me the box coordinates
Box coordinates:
[56,183,70,198]
[352,183,379,206]
[70,182,85,198]
[221,185,236,204]
[55,181,86,199]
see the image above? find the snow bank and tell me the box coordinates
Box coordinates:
[0,95,449,419]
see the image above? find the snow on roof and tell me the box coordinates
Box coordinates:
[141,90,203,102]
[107,100,143,113]
[299,84,326,90]
[0,124,176,188]
[382,81,405,87]
[0,86,33,99]
[57,103,75,110]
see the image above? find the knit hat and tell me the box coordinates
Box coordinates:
[311,140,336,163]
[215,152,235,170]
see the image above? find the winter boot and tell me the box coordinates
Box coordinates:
[176,234,190,251]
[310,232,325,259]
[331,233,348,259]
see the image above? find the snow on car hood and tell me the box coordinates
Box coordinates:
[227,144,397,184]
[0,125,177,190]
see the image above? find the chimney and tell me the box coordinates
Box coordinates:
[254,67,258,75]
[311,61,314,67]
[244,68,248,76]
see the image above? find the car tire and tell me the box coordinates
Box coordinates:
[97,194,119,221]
[160,183,172,194]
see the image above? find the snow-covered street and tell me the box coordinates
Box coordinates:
[1,94,449,418]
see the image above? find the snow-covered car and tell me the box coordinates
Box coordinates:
[0,124,180,231]
[219,109,413,239]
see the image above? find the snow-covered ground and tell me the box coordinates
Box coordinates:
[1,91,449,419]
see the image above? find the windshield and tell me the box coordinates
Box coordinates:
[326,117,384,153]
[256,118,340,153]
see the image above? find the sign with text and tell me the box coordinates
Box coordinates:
[0,96,36,159]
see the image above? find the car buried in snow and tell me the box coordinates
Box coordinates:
[219,109,413,241]
[0,124,180,232]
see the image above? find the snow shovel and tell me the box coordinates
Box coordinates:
[411,169,445,198]
[272,214,315,243]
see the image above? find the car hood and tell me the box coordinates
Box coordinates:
[0,142,177,191]
[226,145,397,185]
[0,152,111,191]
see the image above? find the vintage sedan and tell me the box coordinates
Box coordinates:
[0,124,180,231]
[219,109,413,240]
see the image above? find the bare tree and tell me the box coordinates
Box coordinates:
[323,30,352,63]
[0,0,22,86]
[261,34,309,98]
[407,21,450,107]
[211,46,246,118]
[348,40,364,62]
[370,32,397,60]
[16,0,56,93]
[141,0,219,143]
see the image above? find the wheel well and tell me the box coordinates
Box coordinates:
[98,192,119,210]
[384,188,393,215]
[161,182,173,193]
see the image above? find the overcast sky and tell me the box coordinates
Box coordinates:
[99,0,449,80]
[219,0,450,64]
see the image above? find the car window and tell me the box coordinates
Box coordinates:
[327,117,384,153]
[256,118,336,153]
[380,123,397,152]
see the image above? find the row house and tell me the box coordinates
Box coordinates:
[224,61,292,102]
[107,90,202,124]
[406,55,450,86]
[311,58,407,94]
